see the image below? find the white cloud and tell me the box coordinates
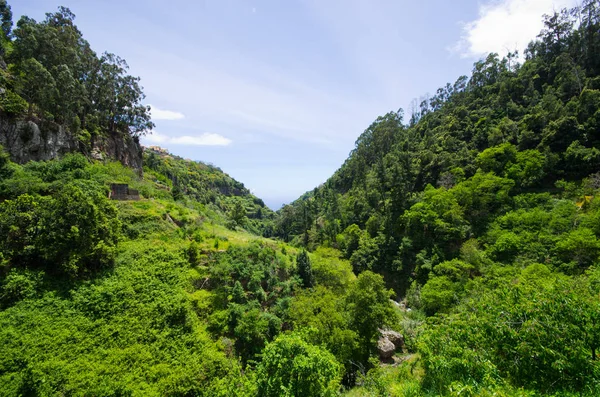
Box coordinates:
[454,0,578,58]
[149,104,185,120]
[144,131,169,143]
[171,133,232,146]
[143,131,232,146]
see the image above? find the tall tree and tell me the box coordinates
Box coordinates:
[297,250,314,288]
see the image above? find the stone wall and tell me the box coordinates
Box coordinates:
[110,183,140,200]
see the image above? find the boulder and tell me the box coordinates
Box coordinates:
[377,337,395,359]
[380,329,404,348]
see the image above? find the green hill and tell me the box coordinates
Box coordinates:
[273,2,600,395]
[0,148,354,396]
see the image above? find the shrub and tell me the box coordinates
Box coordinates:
[256,332,342,397]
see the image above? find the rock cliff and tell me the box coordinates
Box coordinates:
[0,117,143,172]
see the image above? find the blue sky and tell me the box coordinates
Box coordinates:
[13,0,577,209]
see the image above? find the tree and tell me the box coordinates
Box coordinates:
[0,182,121,276]
[289,286,359,375]
[231,280,246,304]
[256,332,342,397]
[9,7,153,137]
[339,224,363,259]
[419,268,600,394]
[13,58,56,116]
[555,228,600,273]
[229,200,247,228]
[0,194,47,265]
[0,0,11,37]
[0,145,11,178]
[345,271,396,363]
[296,250,314,288]
[0,0,11,56]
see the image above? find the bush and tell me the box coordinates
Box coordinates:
[0,182,121,276]
[419,269,600,395]
[256,332,342,397]
[0,268,43,306]
[0,90,28,116]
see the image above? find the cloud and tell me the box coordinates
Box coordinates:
[171,133,232,146]
[149,104,185,120]
[144,131,169,143]
[144,131,232,146]
[453,0,578,58]
[140,51,380,147]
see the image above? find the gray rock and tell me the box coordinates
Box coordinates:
[380,329,404,348]
[377,337,396,359]
[0,117,143,173]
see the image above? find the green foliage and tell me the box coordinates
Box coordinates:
[229,200,247,229]
[0,89,27,116]
[346,271,397,361]
[310,247,355,292]
[0,268,42,307]
[419,267,600,395]
[201,241,299,363]
[7,6,153,136]
[0,182,120,277]
[289,286,359,372]
[273,1,600,311]
[555,227,600,273]
[339,223,364,259]
[3,2,600,395]
[0,242,256,396]
[296,250,314,288]
[40,182,120,275]
[143,149,274,236]
[256,332,342,397]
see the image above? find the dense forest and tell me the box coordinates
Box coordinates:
[275,1,600,292]
[1,0,600,396]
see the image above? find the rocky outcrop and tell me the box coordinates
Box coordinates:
[377,338,396,360]
[380,329,404,348]
[92,131,143,171]
[0,117,143,172]
[0,119,77,163]
[377,328,405,360]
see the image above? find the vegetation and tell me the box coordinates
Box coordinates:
[1,0,600,395]
[143,147,274,236]
[0,1,152,152]
[273,2,600,395]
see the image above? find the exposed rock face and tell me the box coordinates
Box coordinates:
[92,131,143,171]
[0,119,78,163]
[0,117,143,172]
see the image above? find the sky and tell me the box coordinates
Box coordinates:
[13,0,578,209]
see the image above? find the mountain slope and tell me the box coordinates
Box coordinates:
[274,3,600,395]
[275,3,600,295]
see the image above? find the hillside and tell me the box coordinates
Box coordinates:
[0,3,150,170]
[0,149,362,396]
[272,2,600,395]
[276,2,600,294]
[143,146,275,236]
